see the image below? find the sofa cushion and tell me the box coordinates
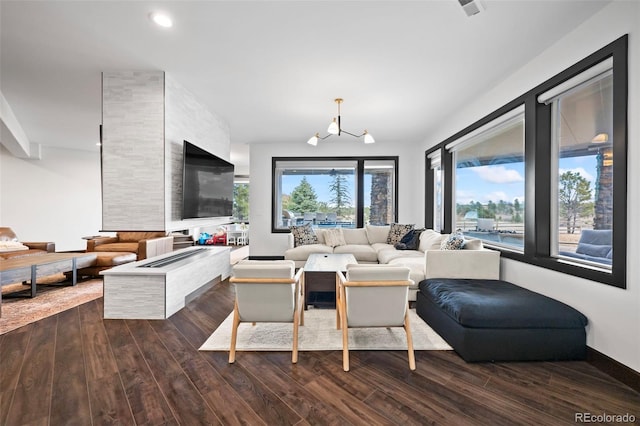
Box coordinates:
[463,238,484,250]
[377,248,423,264]
[371,242,395,253]
[365,224,390,244]
[117,231,166,242]
[388,257,424,289]
[324,228,346,247]
[289,223,318,247]
[94,242,140,254]
[419,230,445,252]
[94,252,138,267]
[387,223,414,245]
[334,244,378,263]
[576,242,611,258]
[284,244,333,261]
[342,228,369,245]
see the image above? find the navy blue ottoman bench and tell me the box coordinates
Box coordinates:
[416,278,588,362]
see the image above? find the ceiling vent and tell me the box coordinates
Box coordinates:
[458,0,484,17]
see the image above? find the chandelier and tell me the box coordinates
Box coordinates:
[307,98,375,146]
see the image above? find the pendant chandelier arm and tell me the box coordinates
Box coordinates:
[339,129,365,138]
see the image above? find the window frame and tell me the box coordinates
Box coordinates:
[425,35,627,288]
[272,156,399,233]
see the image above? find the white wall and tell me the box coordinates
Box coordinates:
[248,140,423,257]
[0,144,102,251]
[421,1,640,372]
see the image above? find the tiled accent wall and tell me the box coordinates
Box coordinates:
[101,71,231,233]
[164,74,230,231]
[102,71,166,230]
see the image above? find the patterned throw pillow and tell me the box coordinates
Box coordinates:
[289,223,318,247]
[387,223,415,245]
[440,231,466,250]
[324,228,346,248]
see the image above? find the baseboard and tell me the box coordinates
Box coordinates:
[587,347,640,393]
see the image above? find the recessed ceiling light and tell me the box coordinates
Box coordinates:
[150,12,173,28]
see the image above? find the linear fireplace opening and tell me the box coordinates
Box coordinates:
[138,248,208,268]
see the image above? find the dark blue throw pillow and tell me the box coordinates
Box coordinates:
[395,229,424,250]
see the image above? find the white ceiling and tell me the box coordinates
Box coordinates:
[0,1,610,174]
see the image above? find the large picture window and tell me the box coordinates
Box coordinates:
[426,35,627,287]
[273,157,398,232]
[448,106,525,251]
[539,59,613,269]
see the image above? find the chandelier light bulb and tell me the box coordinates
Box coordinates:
[364,130,375,144]
[327,118,339,135]
[307,134,319,146]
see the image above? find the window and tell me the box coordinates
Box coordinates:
[272,157,398,232]
[427,150,443,232]
[426,35,627,287]
[540,59,614,269]
[447,106,525,251]
[233,178,249,222]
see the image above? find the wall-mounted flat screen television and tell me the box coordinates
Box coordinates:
[182,140,234,219]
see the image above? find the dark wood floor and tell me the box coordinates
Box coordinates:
[1,280,639,426]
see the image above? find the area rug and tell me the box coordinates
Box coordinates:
[0,278,103,335]
[199,308,452,351]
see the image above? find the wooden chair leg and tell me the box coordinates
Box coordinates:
[229,302,241,363]
[300,274,305,326]
[404,309,416,371]
[292,310,299,363]
[340,289,349,371]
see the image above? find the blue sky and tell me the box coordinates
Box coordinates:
[455,154,598,205]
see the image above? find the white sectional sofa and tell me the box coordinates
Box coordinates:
[284,225,500,301]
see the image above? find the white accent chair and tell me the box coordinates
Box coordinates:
[336,264,415,372]
[229,260,304,363]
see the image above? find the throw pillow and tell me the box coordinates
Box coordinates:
[394,229,424,250]
[419,229,445,251]
[387,223,414,245]
[324,228,346,248]
[289,223,318,247]
[440,231,465,250]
